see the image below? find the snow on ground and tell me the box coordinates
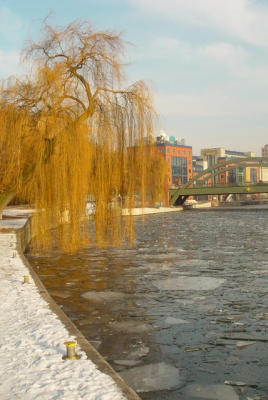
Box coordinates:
[122,207,183,215]
[0,218,126,400]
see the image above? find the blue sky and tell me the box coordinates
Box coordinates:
[1,0,268,155]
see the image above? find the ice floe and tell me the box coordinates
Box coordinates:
[165,316,191,324]
[81,291,125,301]
[110,321,153,333]
[119,362,183,392]
[153,276,225,291]
[182,383,239,399]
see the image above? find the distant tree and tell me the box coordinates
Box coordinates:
[0,19,165,251]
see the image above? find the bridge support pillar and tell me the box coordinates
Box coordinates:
[174,195,189,206]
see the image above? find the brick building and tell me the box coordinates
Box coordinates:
[155,135,192,187]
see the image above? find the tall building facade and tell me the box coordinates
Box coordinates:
[155,135,192,205]
[198,147,255,185]
[200,148,254,166]
[155,138,192,187]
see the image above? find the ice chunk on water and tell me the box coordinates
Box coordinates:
[49,290,70,298]
[128,345,149,359]
[114,360,142,366]
[153,276,225,291]
[165,316,191,325]
[110,321,153,333]
[182,384,239,400]
[236,341,256,349]
[119,362,183,392]
[81,291,125,301]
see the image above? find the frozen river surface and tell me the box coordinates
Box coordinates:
[26,207,268,400]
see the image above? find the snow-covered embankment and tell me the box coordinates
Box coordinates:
[0,210,140,400]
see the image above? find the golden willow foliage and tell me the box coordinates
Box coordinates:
[0,19,166,252]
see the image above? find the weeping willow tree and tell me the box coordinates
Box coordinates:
[0,19,166,251]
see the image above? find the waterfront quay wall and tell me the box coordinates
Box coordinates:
[212,199,268,207]
[122,203,211,214]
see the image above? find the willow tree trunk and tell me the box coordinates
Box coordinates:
[0,190,15,219]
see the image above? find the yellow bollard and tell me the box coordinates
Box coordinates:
[62,341,80,360]
[12,252,16,258]
[23,276,29,284]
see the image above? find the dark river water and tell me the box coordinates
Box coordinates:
[26,206,268,400]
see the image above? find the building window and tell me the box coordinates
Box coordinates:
[167,158,170,162]
[144,150,147,154]
[167,148,170,153]
[173,149,175,154]
[229,169,236,183]
[189,169,191,173]
[171,156,188,185]
[188,151,191,155]
[250,168,257,182]
[238,167,244,184]
[184,150,186,154]
[178,150,180,154]
[188,160,191,164]
[207,155,215,167]
[158,149,162,153]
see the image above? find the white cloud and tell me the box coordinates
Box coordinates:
[149,38,250,70]
[134,34,268,89]
[155,91,268,117]
[151,37,192,61]
[196,42,268,85]
[129,0,268,47]
[197,43,249,69]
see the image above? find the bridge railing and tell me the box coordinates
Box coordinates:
[189,180,268,188]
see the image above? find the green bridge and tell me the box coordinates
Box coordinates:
[170,157,268,206]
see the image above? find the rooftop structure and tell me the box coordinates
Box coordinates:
[200,147,255,167]
[156,130,185,146]
[262,144,268,157]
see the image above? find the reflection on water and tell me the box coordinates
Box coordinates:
[26,207,268,399]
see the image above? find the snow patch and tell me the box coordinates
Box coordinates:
[0,230,125,399]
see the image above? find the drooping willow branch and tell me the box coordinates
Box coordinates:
[0,18,167,252]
